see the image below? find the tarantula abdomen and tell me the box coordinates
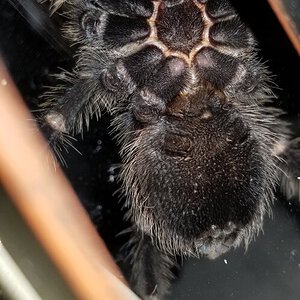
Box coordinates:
[121,87,275,259]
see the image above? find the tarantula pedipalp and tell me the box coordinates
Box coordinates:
[39,0,300,298]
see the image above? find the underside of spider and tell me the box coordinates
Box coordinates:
[39,1,300,299]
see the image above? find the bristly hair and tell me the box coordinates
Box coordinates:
[280,137,300,201]
[37,0,67,12]
[121,227,177,299]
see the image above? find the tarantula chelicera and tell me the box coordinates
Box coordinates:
[37,0,299,298]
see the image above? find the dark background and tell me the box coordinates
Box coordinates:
[0,1,300,299]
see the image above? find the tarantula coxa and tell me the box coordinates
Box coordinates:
[37,0,300,298]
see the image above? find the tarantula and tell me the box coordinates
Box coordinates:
[36,0,299,298]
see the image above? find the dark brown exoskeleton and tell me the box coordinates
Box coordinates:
[39,0,300,299]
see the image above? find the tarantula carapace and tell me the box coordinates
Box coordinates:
[37,0,300,298]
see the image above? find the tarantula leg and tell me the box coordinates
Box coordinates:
[42,81,90,135]
[121,46,164,87]
[88,0,154,18]
[195,47,240,89]
[209,18,252,49]
[279,138,300,201]
[125,230,176,300]
[41,73,116,139]
[204,0,236,19]
[81,11,151,46]
[80,10,105,39]
[81,0,153,47]
[104,15,150,47]
[131,57,187,123]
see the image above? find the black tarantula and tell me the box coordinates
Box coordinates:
[36,0,300,299]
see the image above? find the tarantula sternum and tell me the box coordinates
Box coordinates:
[40,0,299,299]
